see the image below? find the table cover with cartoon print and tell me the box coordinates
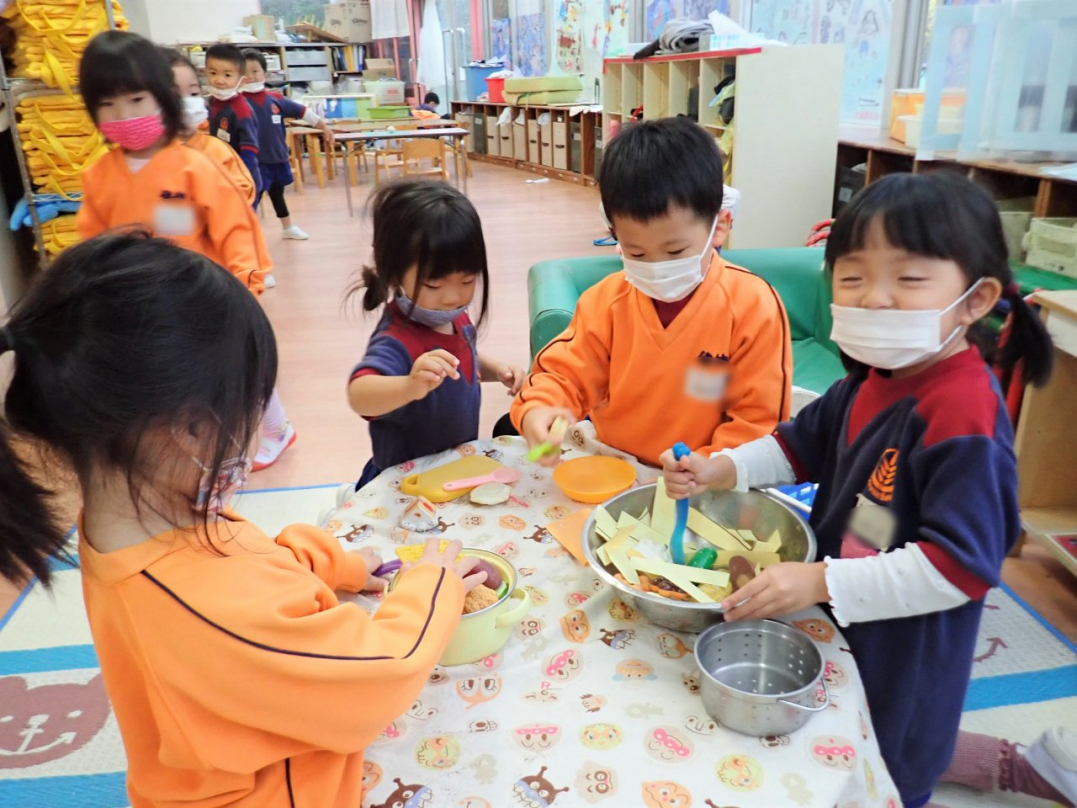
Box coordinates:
[325,432,900,808]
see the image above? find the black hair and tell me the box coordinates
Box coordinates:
[205,43,246,74]
[825,172,1053,386]
[0,233,277,586]
[242,48,267,72]
[349,180,489,325]
[599,117,725,224]
[79,30,183,142]
[423,91,440,105]
[161,46,197,76]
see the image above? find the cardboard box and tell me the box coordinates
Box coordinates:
[553,117,568,170]
[514,122,528,161]
[363,58,396,81]
[243,15,275,41]
[486,114,500,157]
[527,119,541,163]
[324,1,372,43]
[540,122,553,167]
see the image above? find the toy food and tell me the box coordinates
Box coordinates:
[471,482,512,505]
[728,555,757,591]
[464,586,500,614]
[473,559,503,591]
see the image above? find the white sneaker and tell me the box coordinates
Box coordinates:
[281,225,309,240]
[252,421,296,471]
[1022,726,1077,802]
[336,481,356,509]
[264,273,277,289]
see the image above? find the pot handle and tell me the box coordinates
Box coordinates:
[779,679,830,713]
[495,587,532,629]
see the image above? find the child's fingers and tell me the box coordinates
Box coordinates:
[427,349,460,370]
[363,575,387,593]
[461,571,489,593]
[453,555,482,581]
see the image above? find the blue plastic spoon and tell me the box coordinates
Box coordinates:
[669,442,691,565]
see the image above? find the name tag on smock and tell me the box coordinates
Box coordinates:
[154,204,197,237]
[685,366,730,403]
[847,494,897,551]
[272,114,282,124]
[217,129,231,143]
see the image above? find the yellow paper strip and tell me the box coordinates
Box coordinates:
[594,507,618,540]
[651,478,677,537]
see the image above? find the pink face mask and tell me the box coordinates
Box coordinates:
[98,112,166,151]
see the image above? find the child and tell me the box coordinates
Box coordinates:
[78,31,295,469]
[660,172,1054,808]
[511,117,792,468]
[242,48,334,241]
[204,43,262,200]
[164,48,255,205]
[413,90,441,119]
[77,31,267,295]
[0,232,485,807]
[347,179,524,489]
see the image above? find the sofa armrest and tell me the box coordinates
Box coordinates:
[528,257,622,358]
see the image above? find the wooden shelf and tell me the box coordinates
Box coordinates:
[1022,508,1077,578]
[604,47,762,65]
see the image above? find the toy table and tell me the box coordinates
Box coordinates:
[324,436,899,808]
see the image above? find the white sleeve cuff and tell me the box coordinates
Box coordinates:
[711,435,796,493]
[301,109,321,126]
[824,544,971,627]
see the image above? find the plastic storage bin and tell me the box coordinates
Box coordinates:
[997,197,1036,262]
[465,65,501,101]
[365,79,405,105]
[1023,218,1077,278]
[369,105,411,119]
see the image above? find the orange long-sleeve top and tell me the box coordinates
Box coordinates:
[511,254,793,466]
[185,130,256,205]
[78,513,463,807]
[77,140,268,294]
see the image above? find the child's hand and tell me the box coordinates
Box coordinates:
[658,451,735,499]
[721,562,829,622]
[497,364,525,396]
[355,546,386,593]
[522,407,576,467]
[408,350,460,399]
[401,538,488,593]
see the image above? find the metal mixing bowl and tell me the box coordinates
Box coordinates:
[582,485,817,633]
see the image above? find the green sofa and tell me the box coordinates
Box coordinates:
[527,248,846,396]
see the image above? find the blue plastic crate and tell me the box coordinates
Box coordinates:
[465,65,501,101]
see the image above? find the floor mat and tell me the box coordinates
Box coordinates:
[0,485,1072,808]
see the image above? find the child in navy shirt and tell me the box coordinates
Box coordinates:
[204,44,261,199]
[242,50,336,241]
[347,180,524,489]
[662,173,1055,808]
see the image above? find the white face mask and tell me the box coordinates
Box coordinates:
[830,279,983,370]
[181,96,208,130]
[620,217,718,303]
[207,85,239,101]
[242,81,265,93]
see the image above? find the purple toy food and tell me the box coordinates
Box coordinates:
[473,559,503,591]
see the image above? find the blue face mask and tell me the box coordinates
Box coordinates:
[397,291,468,328]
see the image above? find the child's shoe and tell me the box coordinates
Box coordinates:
[264,273,277,289]
[281,225,309,240]
[1023,727,1077,803]
[252,421,296,471]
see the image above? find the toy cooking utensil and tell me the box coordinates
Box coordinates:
[526,416,570,462]
[443,466,521,491]
[373,559,403,577]
[669,442,691,565]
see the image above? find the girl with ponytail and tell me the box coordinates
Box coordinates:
[346,179,523,489]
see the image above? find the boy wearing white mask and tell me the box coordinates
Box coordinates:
[661,172,1055,808]
[512,117,792,468]
[205,43,262,201]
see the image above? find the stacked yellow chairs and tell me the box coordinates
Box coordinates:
[1,0,127,94]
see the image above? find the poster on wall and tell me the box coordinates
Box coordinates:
[646,0,732,41]
[516,13,548,75]
[555,0,584,73]
[750,0,892,124]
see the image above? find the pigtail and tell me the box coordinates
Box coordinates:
[350,265,390,312]
[998,288,1054,388]
[0,331,69,587]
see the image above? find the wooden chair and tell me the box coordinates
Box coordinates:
[373,124,417,185]
[343,140,370,187]
[401,138,449,182]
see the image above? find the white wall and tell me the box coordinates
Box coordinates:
[129,0,262,44]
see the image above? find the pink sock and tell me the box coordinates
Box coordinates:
[999,739,1073,806]
[941,730,998,792]
[261,389,288,441]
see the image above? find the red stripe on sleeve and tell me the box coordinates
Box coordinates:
[917,542,991,600]
[772,431,810,484]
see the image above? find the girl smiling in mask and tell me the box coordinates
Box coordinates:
[661,172,1054,808]
[346,180,524,490]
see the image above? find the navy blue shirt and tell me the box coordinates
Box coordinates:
[776,347,1018,802]
[244,90,307,165]
[209,95,262,193]
[351,301,480,485]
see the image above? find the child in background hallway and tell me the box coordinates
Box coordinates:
[204,44,262,202]
[164,48,255,205]
[347,180,524,490]
[0,232,486,808]
[512,117,792,467]
[413,91,441,119]
[79,32,296,470]
[77,31,266,295]
[661,172,1055,808]
[242,49,335,241]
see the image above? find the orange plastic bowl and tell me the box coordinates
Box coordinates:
[553,456,637,504]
